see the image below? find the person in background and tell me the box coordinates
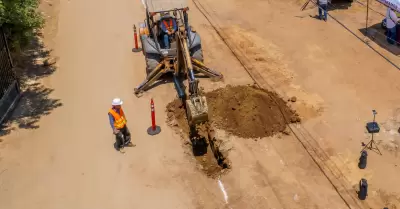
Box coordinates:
[386,7,398,45]
[318,0,328,21]
[108,98,135,153]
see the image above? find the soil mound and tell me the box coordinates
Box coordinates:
[165,85,299,177]
[205,85,299,138]
[166,100,189,133]
[166,85,300,139]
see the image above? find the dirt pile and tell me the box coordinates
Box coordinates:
[167,100,187,129]
[166,85,299,176]
[206,85,299,138]
[166,84,300,139]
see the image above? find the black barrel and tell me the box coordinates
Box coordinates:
[358,150,368,169]
[358,178,368,200]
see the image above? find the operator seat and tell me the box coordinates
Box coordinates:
[158,13,177,49]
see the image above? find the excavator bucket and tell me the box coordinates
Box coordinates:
[185,96,209,126]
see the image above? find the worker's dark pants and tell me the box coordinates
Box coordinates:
[163,34,170,49]
[161,33,171,49]
[387,26,397,45]
[116,126,131,148]
[318,3,327,21]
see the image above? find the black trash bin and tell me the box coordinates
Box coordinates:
[358,150,368,169]
[358,178,368,200]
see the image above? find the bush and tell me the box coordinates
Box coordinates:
[0,0,44,51]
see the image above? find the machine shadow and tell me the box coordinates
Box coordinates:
[0,35,62,137]
[179,103,227,168]
[189,125,209,156]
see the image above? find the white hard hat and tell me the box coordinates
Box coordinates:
[112,98,123,106]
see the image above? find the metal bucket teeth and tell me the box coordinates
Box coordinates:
[186,96,209,125]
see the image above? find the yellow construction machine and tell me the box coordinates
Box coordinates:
[134,0,223,127]
[134,0,228,168]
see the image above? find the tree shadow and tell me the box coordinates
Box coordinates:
[359,22,400,56]
[13,35,57,86]
[0,34,62,136]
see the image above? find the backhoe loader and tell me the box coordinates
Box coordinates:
[134,0,228,168]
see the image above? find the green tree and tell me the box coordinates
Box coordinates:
[0,0,44,50]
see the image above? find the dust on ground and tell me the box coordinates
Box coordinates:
[166,85,300,177]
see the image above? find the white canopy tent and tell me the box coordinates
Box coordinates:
[376,0,400,13]
[364,0,400,34]
[144,0,188,12]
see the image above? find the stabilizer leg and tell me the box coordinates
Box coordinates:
[191,58,223,79]
[134,63,166,97]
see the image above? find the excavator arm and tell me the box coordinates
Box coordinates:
[176,26,209,126]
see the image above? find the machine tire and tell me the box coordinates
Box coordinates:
[145,54,161,75]
[191,45,204,63]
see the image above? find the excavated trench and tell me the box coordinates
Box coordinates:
[166,85,300,177]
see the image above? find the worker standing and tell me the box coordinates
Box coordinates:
[318,0,328,21]
[108,98,135,153]
[386,7,398,45]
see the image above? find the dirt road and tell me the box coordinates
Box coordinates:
[0,0,221,208]
[0,0,388,208]
[193,0,400,207]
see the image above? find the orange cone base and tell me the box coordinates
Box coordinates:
[132,48,142,52]
[147,126,161,136]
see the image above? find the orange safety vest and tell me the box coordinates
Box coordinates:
[162,19,174,32]
[109,108,127,129]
